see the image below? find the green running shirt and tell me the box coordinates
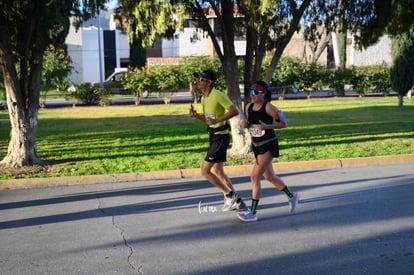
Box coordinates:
[201,88,233,135]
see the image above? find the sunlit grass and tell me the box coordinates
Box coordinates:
[0,97,413,179]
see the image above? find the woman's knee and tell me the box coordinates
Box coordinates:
[263,174,273,182]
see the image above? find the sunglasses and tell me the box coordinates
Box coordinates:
[249,89,264,96]
[198,77,208,82]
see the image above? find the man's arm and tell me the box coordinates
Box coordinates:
[206,105,238,126]
[189,105,206,123]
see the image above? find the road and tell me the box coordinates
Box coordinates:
[1,162,413,274]
[24,90,399,109]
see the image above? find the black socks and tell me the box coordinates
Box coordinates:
[251,199,259,214]
[281,186,294,199]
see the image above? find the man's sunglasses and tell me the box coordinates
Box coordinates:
[249,89,264,96]
[198,77,208,82]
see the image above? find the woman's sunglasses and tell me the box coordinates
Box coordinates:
[249,89,264,96]
[198,77,208,82]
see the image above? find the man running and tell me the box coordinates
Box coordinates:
[190,69,247,212]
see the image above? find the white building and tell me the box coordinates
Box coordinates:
[65,11,129,84]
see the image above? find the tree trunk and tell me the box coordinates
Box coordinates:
[243,25,255,108]
[1,81,43,168]
[228,115,250,156]
[1,114,42,168]
[219,0,250,155]
[313,35,331,63]
[398,94,404,107]
[222,44,250,155]
[264,0,312,83]
[0,41,44,168]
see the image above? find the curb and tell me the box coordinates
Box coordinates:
[1,154,413,191]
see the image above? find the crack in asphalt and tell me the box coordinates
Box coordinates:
[96,196,143,274]
[112,215,143,274]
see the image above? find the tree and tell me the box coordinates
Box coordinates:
[302,22,331,65]
[302,0,378,96]
[118,0,181,70]
[356,0,414,106]
[248,0,313,85]
[0,0,107,168]
[358,0,414,48]
[40,45,73,108]
[391,26,414,106]
[112,9,147,68]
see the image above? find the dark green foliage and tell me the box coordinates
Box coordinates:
[391,27,414,96]
[122,56,392,97]
[270,57,302,87]
[65,83,110,106]
[129,38,147,68]
[350,65,391,96]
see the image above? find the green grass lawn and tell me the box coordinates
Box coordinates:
[0,97,413,179]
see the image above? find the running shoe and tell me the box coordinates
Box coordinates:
[222,195,234,212]
[232,197,248,212]
[222,193,248,212]
[237,210,258,222]
[288,192,300,213]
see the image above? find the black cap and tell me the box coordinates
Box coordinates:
[193,70,216,82]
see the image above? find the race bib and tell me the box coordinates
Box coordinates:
[205,113,216,120]
[249,124,265,137]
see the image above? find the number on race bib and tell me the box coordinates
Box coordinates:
[249,124,265,137]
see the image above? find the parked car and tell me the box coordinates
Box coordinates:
[102,68,130,95]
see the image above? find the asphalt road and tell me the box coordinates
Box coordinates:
[1,162,414,275]
[30,90,396,109]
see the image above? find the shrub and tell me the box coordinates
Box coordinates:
[349,65,391,96]
[350,66,372,96]
[150,65,183,104]
[122,67,155,105]
[368,65,391,94]
[271,56,303,87]
[297,62,326,96]
[327,68,353,96]
[178,56,225,93]
[64,83,109,106]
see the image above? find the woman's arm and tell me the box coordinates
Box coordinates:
[262,103,287,129]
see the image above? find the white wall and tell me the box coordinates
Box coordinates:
[65,18,83,84]
[116,31,130,60]
[66,26,105,84]
[353,35,391,66]
[162,28,212,57]
[81,28,104,83]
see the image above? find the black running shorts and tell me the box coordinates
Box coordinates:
[252,138,280,158]
[205,133,230,163]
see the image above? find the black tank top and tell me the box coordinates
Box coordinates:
[248,102,276,142]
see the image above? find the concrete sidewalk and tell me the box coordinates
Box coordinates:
[1,160,414,274]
